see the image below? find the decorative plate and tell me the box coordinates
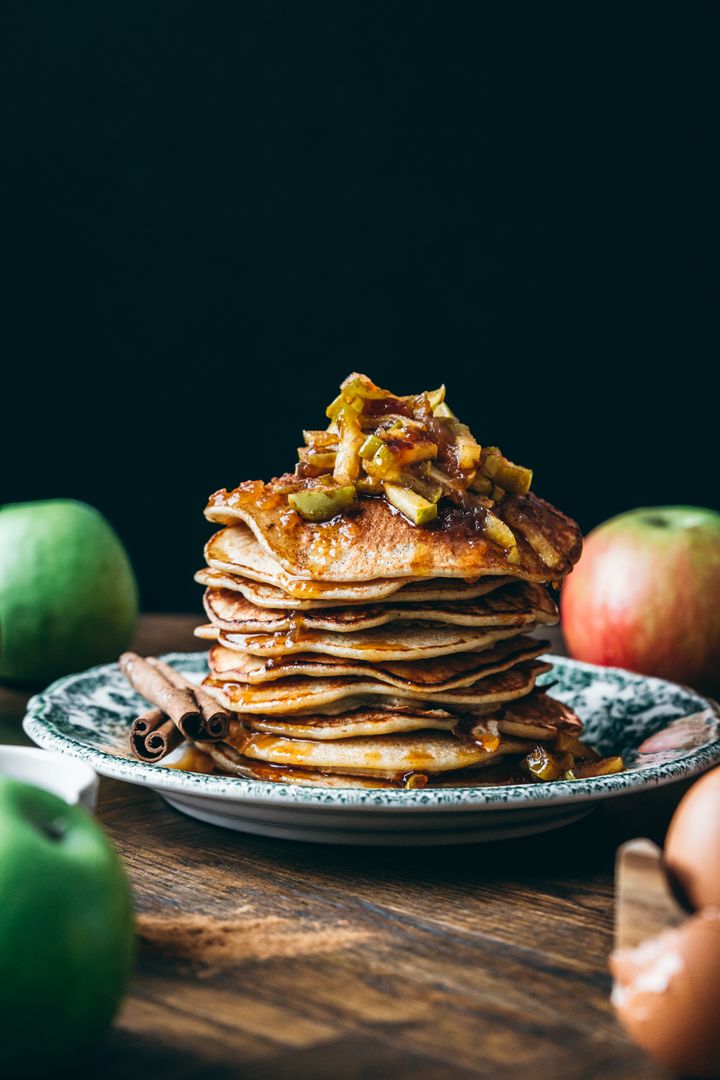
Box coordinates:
[23,653,720,846]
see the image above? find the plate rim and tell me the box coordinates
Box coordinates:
[23,653,720,813]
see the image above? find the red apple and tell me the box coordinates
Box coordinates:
[561,506,720,695]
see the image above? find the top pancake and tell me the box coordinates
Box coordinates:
[205,479,582,583]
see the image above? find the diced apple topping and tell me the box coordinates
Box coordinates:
[289,374,537,548]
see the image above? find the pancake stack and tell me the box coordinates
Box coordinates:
[194,374,591,789]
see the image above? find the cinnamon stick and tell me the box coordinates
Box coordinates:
[147,657,230,740]
[130,708,184,762]
[120,652,205,740]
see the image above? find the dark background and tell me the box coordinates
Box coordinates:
[2,5,717,612]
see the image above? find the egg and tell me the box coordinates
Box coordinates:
[610,908,720,1078]
[665,766,720,911]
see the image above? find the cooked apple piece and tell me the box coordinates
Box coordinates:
[500,462,532,494]
[446,420,481,470]
[366,439,438,479]
[358,412,407,432]
[457,438,482,471]
[469,473,493,495]
[334,441,363,485]
[482,510,518,554]
[385,470,442,503]
[302,430,338,450]
[325,394,342,419]
[390,438,438,468]
[426,464,466,499]
[401,385,444,417]
[468,721,501,753]
[326,392,366,422]
[402,473,443,504]
[356,475,384,495]
[490,484,505,501]
[571,756,624,779]
[385,415,428,434]
[288,485,357,521]
[325,393,346,420]
[296,461,334,481]
[503,504,561,568]
[298,448,337,470]
[359,433,384,460]
[340,372,391,401]
[482,449,533,494]
[502,463,533,494]
[332,409,365,485]
[381,419,405,438]
[426,385,446,410]
[368,443,398,478]
[433,401,455,418]
[342,375,411,423]
[402,389,441,421]
[523,527,561,568]
[383,483,438,525]
[521,746,563,782]
[383,420,438,452]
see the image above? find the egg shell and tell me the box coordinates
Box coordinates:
[665,766,720,911]
[610,908,720,1078]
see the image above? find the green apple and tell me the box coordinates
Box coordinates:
[0,777,134,1074]
[0,500,138,685]
[562,506,720,694]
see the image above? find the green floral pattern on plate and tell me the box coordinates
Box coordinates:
[23,654,720,810]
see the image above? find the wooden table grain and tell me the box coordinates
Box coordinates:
[1,615,681,1079]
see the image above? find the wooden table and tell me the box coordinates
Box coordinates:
[1,615,680,1079]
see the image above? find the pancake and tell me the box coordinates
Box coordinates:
[205,527,413,601]
[195,566,515,610]
[226,722,538,779]
[205,481,583,583]
[202,658,552,714]
[202,741,401,788]
[241,690,578,741]
[195,568,339,609]
[206,635,549,691]
[201,739,536,788]
[488,689,583,740]
[202,622,534,663]
[201,580,558,634]
[245,704,461,740]
[202,743,540,788]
